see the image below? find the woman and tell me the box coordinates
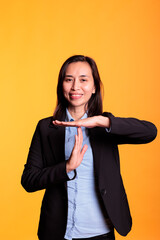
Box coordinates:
[21,55,157,240]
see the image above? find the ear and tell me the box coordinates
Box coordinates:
[92,86,96,94]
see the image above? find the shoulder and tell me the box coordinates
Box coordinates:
[38,116,53,124]
[36,116,54,131]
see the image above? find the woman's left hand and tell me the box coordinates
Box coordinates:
[53,116,110,128]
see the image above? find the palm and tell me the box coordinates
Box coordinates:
[53,116,99,128]
[53,115,110,128]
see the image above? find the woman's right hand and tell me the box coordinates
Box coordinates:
[66,127,88,173]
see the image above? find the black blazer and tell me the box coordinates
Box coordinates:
[21,112,157,240]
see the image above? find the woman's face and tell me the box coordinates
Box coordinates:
[62,61,95,112]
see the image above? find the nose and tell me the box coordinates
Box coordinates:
[71,79,80,90]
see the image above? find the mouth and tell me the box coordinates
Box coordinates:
[69,94,83,100]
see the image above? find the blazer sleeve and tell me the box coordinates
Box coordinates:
[103,112,157,144]
[21,121,72,193]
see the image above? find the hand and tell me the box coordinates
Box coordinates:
[66,127,88,173]
[53,116,110,128]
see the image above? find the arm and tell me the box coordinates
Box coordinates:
[103,112,157,144]
[21,121,71,193]
[53,112,157,145]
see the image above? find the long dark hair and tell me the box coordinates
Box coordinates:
[53,55,103,120]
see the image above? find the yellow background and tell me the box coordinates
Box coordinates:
[0,0,159,239]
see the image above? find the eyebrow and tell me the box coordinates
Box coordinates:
[65,74,89,78]
[80,75,89,77]
[65,75,73,77]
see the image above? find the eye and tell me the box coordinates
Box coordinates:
[80,79,87,82]
[64,78,73,82]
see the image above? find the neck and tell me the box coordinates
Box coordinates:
[67,106,86,120]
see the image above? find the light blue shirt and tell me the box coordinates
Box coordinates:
[64,109,113,240]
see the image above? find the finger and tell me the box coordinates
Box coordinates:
[53,120,78,127]
[78,127,83,147]
[52,120,64,125]
[81,144,88,157]
[71,134,78,156]
[77,127,83,149]
[53,120,70,126]
[75,134,78,149]
[77,127,82,148]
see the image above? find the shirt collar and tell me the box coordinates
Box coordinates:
[66,109,88,122]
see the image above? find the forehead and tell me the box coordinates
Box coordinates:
[65,61,92,76]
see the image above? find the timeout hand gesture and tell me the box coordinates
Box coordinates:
[53,115,110,128]
[53,116,110,173]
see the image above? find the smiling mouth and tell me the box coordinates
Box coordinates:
[69,94,83,99]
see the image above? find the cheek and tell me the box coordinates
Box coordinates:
[62,83,69,95]
[83,85,95,95]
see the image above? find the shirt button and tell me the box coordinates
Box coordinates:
[101,188,107,196]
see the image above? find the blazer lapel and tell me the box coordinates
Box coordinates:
[48,116,66,164]
[48,122,68,190]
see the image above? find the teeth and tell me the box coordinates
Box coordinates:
[71,94,81,96]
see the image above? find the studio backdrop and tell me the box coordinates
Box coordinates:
[0,1,159,240]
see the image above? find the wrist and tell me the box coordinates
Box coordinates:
[98,116,110,128]
[66,162,70,173]
[66,162,73,173]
